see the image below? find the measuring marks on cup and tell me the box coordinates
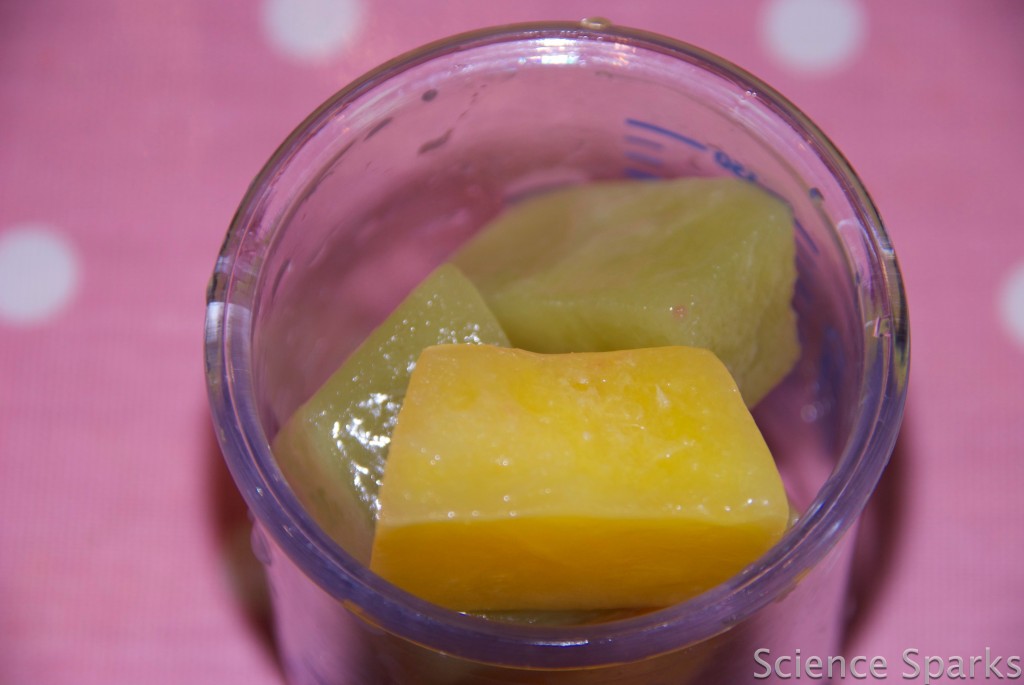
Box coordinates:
[622,118,706,180]
[622,118,758,184]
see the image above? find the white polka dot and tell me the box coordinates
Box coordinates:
[262,0,362,63]
[761,0,866,74]
[0,224,79,325]
[999,262,1024,348]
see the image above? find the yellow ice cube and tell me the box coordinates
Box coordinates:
[370,344,789,611]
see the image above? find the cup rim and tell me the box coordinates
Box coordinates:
[204,20,910,668]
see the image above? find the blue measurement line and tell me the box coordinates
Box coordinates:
[624,150,665,168]
[794,276,812,304]
[795,253,813,283]
[623,134,665,150]
[625,118,707,150]
[759,184,821,256]
[793,219,819,255]
[624,167,662,180]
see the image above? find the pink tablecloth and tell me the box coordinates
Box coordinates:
[2,1,1022,683]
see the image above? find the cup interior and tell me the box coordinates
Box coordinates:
[207,22,909,667]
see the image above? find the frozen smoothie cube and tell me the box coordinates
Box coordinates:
[370,344,789,611]
[272,265,509,562]
[453,177,799,406]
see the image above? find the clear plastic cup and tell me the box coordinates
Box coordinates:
[205,20,909,684]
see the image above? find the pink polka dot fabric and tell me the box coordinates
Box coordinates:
[1,1,1022,682]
